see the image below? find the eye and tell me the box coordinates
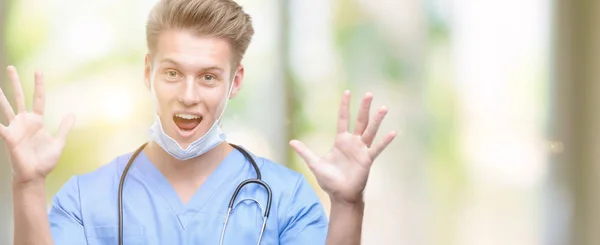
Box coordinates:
[164,70,180,81]
[203,74,215,81]
[167,70,178,78]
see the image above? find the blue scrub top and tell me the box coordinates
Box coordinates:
[48,146,328,244]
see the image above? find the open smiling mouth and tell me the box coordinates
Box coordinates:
[173,114,203,133]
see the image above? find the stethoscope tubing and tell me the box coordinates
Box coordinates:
[118,143,272,245]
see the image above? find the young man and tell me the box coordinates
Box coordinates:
[2,0,396,244]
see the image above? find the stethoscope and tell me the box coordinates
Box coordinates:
[118,142,273,245]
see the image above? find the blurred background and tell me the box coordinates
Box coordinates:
[0,0,597,244]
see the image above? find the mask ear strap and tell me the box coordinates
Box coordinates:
[214,74,237,123]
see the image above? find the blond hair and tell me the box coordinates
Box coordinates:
[146,0,254,67]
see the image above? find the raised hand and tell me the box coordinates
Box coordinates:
[0,66,75,184]
[290,90,396,204]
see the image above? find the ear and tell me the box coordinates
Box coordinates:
[229,64,244,99]
[144,54,152,90]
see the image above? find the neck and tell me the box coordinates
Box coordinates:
[144,141,234,182]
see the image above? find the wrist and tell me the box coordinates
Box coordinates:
[12,177,46,191]
[329,195,365,209]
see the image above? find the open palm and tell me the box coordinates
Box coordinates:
[0,66,75,184]
[290,91,396,204]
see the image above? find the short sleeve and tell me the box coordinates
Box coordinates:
[48,175,87,244]
[279,175,328,245]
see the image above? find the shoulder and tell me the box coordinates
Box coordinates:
[75,152,133,189]
[250,155,329,239]
[251,154,326,213]
[50,152,134,223]
[256,156,307,187]
[52,151,136,207]
[251,154,318,202]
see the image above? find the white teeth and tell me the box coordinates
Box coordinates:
[175,113,200,120]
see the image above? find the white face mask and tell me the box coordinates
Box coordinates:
[147,73,235,160]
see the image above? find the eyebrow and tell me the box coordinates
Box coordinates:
[159,58,225,73]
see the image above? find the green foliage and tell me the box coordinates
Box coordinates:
[5,3,49,65]
[335,22,405,85]
[286,73,316,171]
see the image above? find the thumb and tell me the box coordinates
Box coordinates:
[56,113,76,141]
[0,124,9,145]
[289,140,319,168]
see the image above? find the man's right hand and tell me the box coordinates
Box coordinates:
[0,66,75,185]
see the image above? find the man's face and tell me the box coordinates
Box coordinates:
[144,30,243,149]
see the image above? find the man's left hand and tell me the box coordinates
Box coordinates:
[290,90,396,204]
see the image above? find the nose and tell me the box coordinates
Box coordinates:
[179,77,202,106]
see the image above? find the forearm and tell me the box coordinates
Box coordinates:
[326,198,365,245]
[12,179,54,245]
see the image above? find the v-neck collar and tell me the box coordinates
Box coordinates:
[133,147,245,229]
